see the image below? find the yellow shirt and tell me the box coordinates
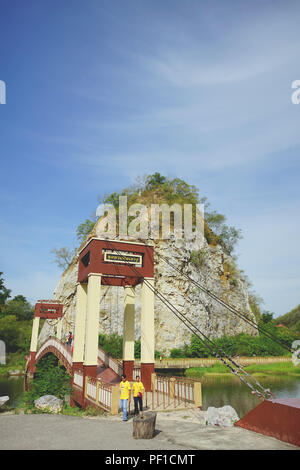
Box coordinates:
[132,381,145,398]
[119,380,131,400]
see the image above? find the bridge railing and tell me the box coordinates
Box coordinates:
[98,346,123,376]
[151,373,202,409]
[35,336,72,367]
[73,368,84,388]
[133,365,141,380]
[84,376,118,412]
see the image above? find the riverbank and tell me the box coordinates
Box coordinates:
[185,361,300,378]
[150,355,293,369]
[0,353,26,377]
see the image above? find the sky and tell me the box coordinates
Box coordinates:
[0,0,300,317]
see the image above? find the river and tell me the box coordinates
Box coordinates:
[0,376,25,408]
[1,374,300,418]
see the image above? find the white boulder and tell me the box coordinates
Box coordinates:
[0,396,9,407]
[34,395,63,413]
[205,405,239,427]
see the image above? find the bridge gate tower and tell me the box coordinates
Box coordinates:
[73,238,155,391]
[27,300,64,375]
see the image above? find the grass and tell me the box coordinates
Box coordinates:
[244,362,300,377]
[13,401,108,418]
[185,361,300,378]
[0,352,26,377]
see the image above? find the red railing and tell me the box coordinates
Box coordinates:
[151,374,200,410]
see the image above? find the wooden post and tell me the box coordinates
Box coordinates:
[111,386,119,415]
[194,382,202,409]
[133,412,157,439]
[85,376,89,399]
[170,377,175,398]
[151,373,156,392]
[96,380,100,404]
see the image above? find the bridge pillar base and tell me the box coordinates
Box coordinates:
[123,360,134,381]
[27,351,37,374]
[72,362,83,374]
[140,363,155,391]
[83,365,97,379]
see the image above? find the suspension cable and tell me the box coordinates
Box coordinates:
[141,276,273,398]
[158,252,292,353]
[105,240,274,399]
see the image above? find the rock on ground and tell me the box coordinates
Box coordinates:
[34,395,63,413]
[205,405,239,427]
[0,396,9,407]
[8,370,24,376]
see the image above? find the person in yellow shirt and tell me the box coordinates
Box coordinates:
[132,375,145,415]
[119,374,131,421]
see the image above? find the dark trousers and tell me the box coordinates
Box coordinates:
[134,396,143,414]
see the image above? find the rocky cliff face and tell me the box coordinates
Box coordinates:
[39,227,257,354]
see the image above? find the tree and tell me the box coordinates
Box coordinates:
[261,311,274,324]
[0,315,22,353]
[51,247,75,270]
[0,272,11,308]
[76,218,97,243]
[28,354,72,400]
[145,172,167,190]
[103,192,123,209]
[3,295,34,321]
[205,211,242,254]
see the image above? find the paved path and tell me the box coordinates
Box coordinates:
[0,409,298,450]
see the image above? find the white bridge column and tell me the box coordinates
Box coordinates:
[84,273,102,378]
[123,286,135,380]
[56,318,62,341]
[140,277,155,391]
[28,316,40,373]
[72,282,87,365]
[30,316,40,353]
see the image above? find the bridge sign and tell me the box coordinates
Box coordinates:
[34,300,63,318]
[103,250,143,267]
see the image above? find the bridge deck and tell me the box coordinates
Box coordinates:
[97,363,120,385]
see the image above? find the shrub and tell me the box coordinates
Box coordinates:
[98,333,123,358]
[170,348,184,358]
[190,249,207,269]
[28,355,72,400]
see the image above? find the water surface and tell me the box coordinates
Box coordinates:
[1,373,300,418]
[0,376,24,408]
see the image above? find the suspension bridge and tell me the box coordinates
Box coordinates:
[25,237,300,447]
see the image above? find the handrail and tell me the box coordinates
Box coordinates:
[35,336,72,365]
[36,336,123,376]
[98,345,123,376]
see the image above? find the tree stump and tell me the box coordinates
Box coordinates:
[133,412,157,439]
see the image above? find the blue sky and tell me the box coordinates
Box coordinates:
[0,0,300,316]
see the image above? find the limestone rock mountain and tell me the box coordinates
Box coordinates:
[39,221,257,355]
